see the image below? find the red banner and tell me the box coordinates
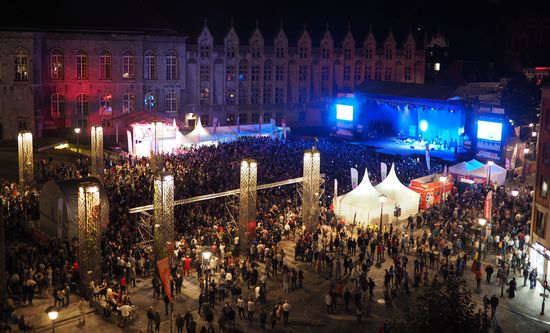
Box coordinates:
[156,257,173,303]
[484,191,492,220]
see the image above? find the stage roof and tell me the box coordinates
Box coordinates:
[355,80,460,101]
[111,111,176,125]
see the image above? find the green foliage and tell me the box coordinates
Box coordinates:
[396,279,490,333]
[501,75,541,126]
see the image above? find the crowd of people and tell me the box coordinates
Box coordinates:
[0,135,535,332]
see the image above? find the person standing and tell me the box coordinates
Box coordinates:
[485,265,494,284]
[78,298,87,325]
[282,300,291,326]
[146,306,155,332]
[325,292,333,314]
[247,297,255,321]
[298,269,304,289]
[490,294,499,318]
[508,277,517,298]
[523,267,529,286]
[64,283,71,306]
[356,304,362,323]
[154,309,161,333]
[237,296,245,319]
[176,313,184,333]
[259,307,267,332]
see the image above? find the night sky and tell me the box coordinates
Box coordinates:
[6,0,550,64]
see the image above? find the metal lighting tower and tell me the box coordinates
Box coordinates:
[91,126,104,177]
[151,122,163,172]
[239,159,257,253]
[78,183,101,289]
[302,148,321,232]
[18,131,33,186]
[153,172,174,260]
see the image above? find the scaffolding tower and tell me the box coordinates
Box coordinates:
[78,182,101,288]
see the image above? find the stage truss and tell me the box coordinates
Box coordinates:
[239,159,257,252]
[91,126,104,177]
[301,148,322,232]
[17,131,33,186]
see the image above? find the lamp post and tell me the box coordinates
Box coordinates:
[511,190,519,212]
[439,176,447,204]
[47,308,58,333]
[74,128,81,154]
[476,218,487,292]
[202,251,211,306]
[487,161,494,185]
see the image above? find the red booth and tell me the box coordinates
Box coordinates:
[409,174,453,210]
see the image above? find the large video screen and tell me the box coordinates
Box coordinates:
[336,104,354,121]
[477,120,502,142]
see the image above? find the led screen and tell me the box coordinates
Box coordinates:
[336,104,354,121]
[477,120,502,142]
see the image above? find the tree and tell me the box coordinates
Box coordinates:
[396,279,490,333]
[501,74,541,126]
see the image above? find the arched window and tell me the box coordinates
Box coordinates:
[99,50,112,80]
[50,49,63,79]
[76,94,88,128]
[14,48,29,81]
[344,48,352,60]
[200,42,210,58]
[123,93,135,114]
[166,50,177,80]
[123,50,135,79]
[144,92,156,112]
[99,93,112,115]
[144,50,156,80]
[226,43,235,58]
[76,49,88,79]
[165,91,177,113]
[51,93,64,118]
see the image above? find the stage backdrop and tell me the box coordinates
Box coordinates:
[417,107,461,144]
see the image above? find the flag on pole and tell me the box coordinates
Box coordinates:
[213,117,218,134]
[156,258,173,303]
[259,114,263,131]
[380,162,388,180]
[350,168,359,189]
[425,143,431,172]
[443,165,448,176]
[282,119,287,142]
[510,142,519,170]
[236,115,240,134]
[484,190,493,220]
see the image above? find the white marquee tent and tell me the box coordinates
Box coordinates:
[448,159,507,185]
[335,168,396,225]
[374,164,421,218]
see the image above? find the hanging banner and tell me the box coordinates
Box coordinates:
[443,165,448,177]
[213,117,218,134]
[510,143,519,170]
[236,115,240,134]
[381,162,387,180]
[259,114,263,131]
[282,120,287,142]
[484,191,493,220]
[333,179,338,212]
[425,144,431,172]
[156,257,173,303]
[350,168,359,189]
[126,130,133,155]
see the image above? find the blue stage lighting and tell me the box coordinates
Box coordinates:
[419,119,428,132]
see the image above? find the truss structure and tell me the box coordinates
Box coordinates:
[239,159,257,252]
[91,126,104,177]
[153,172,174,261]
[17,131,33,186]
[302,148,321,232]
[78,182,101,287]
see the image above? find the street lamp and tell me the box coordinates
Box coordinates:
[532,131,538,137]
[487,161,494,185]
[47,308,59,333]
[511,190,519,211]
[74,128,81,154]
[202,251,211,305]
[439,176,447,204]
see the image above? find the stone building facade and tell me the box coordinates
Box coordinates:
[0,24,425,140]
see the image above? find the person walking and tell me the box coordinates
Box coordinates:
[356,304,362,323]
[523,267,529,287]
[270,308,277,330]
[325,292,333,314]
[164,293,171,316]
[508,277,517,298]
[282,300,291,326]
[154,309,161,333]
[237,296,245,319]
[259,307,267,332]
[490,294,499,318]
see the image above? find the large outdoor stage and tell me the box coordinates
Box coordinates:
[351,136,460,162]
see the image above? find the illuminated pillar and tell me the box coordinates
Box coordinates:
[78,183,101,288]
[17,131,33,186]
[302,148,320,232]
[91,126,104,177]
[153,172,174,261]
[239,159,257,254]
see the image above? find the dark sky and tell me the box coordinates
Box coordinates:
[6,0,550,64]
